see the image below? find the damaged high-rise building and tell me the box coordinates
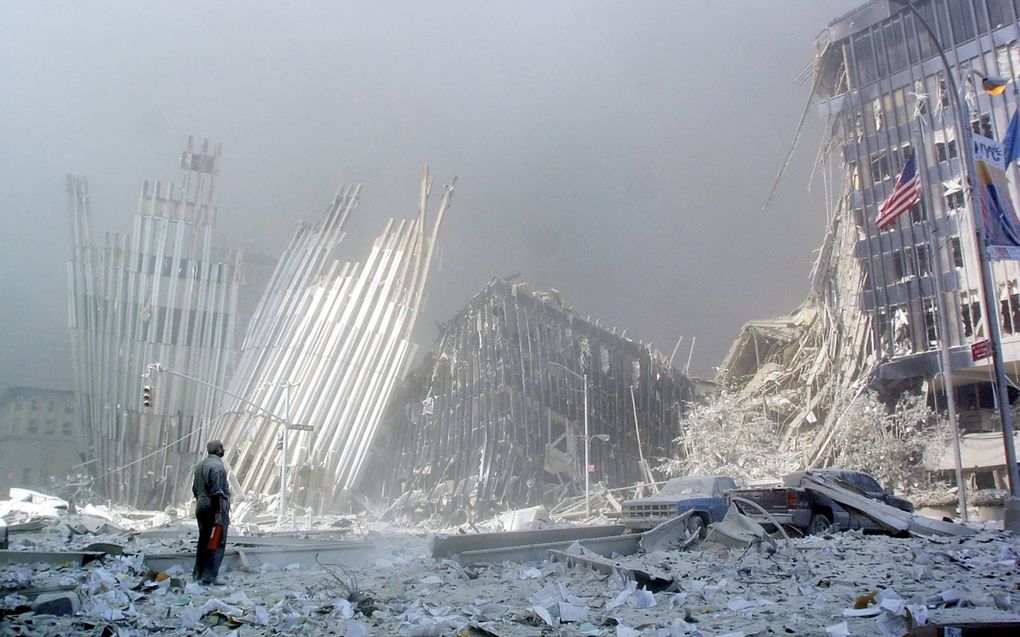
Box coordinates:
[66,138,241,508]
[718,0,1020,485]
[379,279,696,523]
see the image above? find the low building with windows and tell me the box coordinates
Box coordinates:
[0,386,82,494]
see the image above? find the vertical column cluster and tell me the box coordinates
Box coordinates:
[212,168,454,514]
[66,138,241,508]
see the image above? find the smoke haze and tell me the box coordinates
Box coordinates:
[0,0,859,388]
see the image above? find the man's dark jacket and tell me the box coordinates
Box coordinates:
[192,454,230,523]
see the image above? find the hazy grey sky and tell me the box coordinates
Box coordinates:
[0,0,860,388]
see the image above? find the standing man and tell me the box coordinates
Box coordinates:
[192,439,230,585]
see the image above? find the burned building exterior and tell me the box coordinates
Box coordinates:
[66,139,241,508]
[382,279,696,522]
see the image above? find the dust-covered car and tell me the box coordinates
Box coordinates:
[620,474,738,534]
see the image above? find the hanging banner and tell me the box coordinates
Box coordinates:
[972,134,1020,260]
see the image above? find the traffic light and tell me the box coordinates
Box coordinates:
[142,385,153,408]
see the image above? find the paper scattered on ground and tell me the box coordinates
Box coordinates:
[3,490,1020,635]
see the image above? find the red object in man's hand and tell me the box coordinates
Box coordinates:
[207,524,223,550]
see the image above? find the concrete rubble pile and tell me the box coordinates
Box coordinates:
[3,488,1020,635]
[712,180,886,477]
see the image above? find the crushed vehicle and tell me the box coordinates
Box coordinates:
[620,474,738,534]
[727,468,914,535]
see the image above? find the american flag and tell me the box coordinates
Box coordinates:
[876,148,922,229]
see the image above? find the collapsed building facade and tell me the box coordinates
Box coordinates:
[381,279,696,523]
[719,0,1020,486]
[66,139,241,508]
[210,169,453,515]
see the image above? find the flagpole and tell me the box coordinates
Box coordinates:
[921,179,969,521]
[894,0,1020,532]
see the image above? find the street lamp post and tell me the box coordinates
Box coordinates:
[894,1,1020,530]
[277,380,300,527]
[548,361,601,518]
[144,363,313,526]
[582,370,590,518]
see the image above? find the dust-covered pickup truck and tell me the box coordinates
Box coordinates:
[726,469,914,535]
[620,475,738,534]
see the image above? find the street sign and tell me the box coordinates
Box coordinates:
[971,339,993,361]
[287,424,315,431]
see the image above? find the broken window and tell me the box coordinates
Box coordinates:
[961,293,984,338]
[916,244,931,277]
[923,298,939,349]
[910,80,928,119]
[951,236,965,268]
[945,185,965,211]
[935,130,959,162]
[893,305,911,355]
[892,251,906,281]
[873,307,891,352]
[871,151,892,182]
[971,112,994,138]
[937,76,951,113]
[1001,289,1020,335]
[910,200,925,224]
[848,160,863,190]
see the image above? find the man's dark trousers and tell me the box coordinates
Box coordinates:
[193,508,227,582]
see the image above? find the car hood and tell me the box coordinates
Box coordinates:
[623,495,717,508]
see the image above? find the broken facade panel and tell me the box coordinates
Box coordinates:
[717,0,1020,476]
[66,138,241,508]
[381,279,695,523]
[211,168,453,514]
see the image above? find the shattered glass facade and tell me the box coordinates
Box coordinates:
[816,0,1020,390]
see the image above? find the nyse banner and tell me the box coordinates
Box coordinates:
[973,134,1020,260]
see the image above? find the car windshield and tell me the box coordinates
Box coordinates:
[658,476,716,498]
[846,472,882,493]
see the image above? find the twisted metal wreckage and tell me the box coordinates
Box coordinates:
[67,139,241,509]
[211,168,455,515]
[716,30,936,471]
[378,279,697,524]
[68,138,456,512]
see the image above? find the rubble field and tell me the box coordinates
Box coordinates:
[2,490,1020,637]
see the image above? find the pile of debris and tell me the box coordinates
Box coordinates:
[379,278,696,526]
[3,486,1020,635]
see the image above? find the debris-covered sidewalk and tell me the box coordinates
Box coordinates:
[3,488,1020,636]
